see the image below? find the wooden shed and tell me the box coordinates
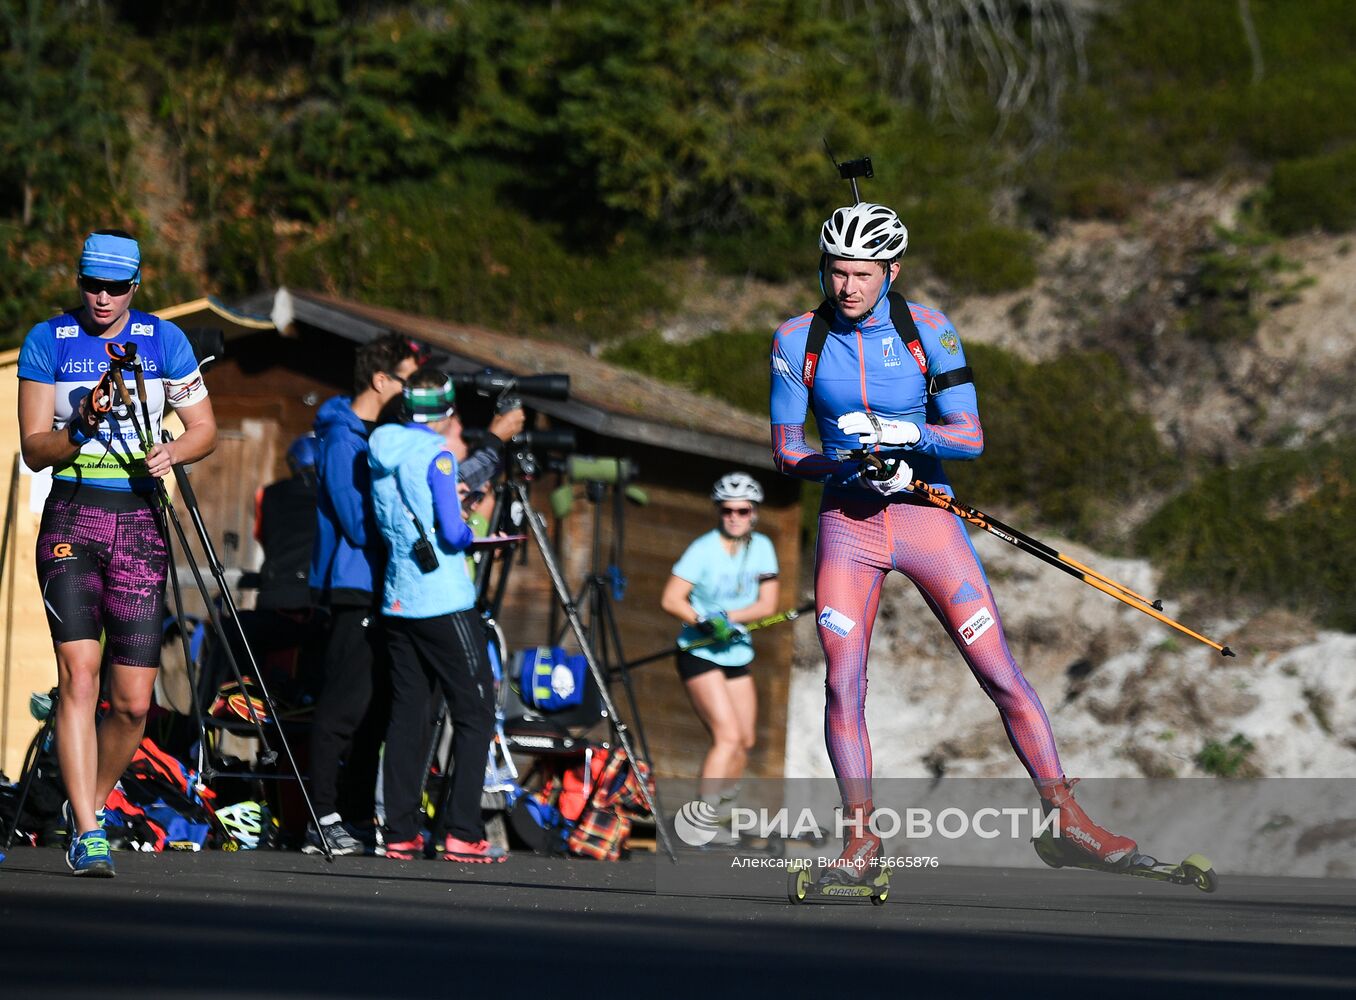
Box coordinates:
[0,290,802,782]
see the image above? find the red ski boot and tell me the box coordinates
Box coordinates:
[1040,778,1137,867]
[822,801,882,884]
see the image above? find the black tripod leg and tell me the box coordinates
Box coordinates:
[160,496,277,758]
[1,690,58,854]
[424,697,452,847]
[159,506,214,780]
[511,482,677,862]
[167,461,334,861]
[597,589,655,766]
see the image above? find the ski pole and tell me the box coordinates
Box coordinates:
[913,477,1162,609]
[897,475,1234,657]
[853,450,1161,609]
[614,603,815,675]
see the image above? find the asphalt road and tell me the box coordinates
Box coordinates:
[0,846,1352,999]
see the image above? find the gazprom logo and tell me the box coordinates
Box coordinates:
[817,606,855,637]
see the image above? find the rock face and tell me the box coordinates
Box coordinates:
[783,529,1356,876]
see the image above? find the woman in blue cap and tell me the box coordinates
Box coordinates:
[16,230,217,876]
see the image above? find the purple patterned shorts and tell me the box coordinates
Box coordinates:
[35,494,167,667]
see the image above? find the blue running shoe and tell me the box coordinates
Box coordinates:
[67,830,115,878]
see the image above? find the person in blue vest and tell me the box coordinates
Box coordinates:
[661,472,779,833]
[368,368,506,863]
[769,202,1137,881]
[16,230,217,876]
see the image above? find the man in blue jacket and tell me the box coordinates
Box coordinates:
[304,334,422,855]
[369,369,505,863]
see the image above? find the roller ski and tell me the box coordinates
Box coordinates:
[788,803,889,906]
[1031,778,1218,894]
[1033,831,1218,892]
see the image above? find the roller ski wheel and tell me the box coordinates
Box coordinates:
[1032,832,1219,893]
[786,863,889,906]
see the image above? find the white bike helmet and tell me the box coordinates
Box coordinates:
[217,800,264,850]
[819,203,908,261]
[711,472,764,504]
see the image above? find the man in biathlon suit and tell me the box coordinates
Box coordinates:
[17,230,217,876]
[769,202,1137,883]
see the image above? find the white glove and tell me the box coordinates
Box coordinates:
[838,411,921,448]
[862,455,914,496]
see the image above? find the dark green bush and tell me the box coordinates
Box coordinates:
[278,172,669,341]
[1196,734,1257,778]
[602,328,770,415]
[947,345,1172,543]
[1137,437,1356,630]
[1264,144,1356,235]
[925,225,1038,295]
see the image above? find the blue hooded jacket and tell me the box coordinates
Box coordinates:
[308,396,384,604]
[368,422,475,619]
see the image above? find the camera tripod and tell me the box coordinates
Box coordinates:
[473,471,675,862]
[561,478,654,767]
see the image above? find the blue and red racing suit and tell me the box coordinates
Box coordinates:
[770,291,1062,808]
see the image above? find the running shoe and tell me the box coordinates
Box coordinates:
[61,800,106,844]
[301,819,364,857]
[381,832,426,860]
[443,835,508,864]
[67,830,115,878]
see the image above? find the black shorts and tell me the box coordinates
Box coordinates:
[35,486,166,667]
[676,649,751,682]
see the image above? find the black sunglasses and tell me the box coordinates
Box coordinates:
[79,276,135,296]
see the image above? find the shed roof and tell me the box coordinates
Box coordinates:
[265,288,774,469]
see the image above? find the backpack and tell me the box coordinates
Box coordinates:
[117,737,223,849]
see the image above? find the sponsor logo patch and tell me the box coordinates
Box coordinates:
[435,455,454,476]
[940,331,960,355]
[906,339,928,373]
[52,543,73,558]
[55,325,78,339]
[771,355,793,378]
[129,323,153,336]
[801,353,820,385]
[950,581,981,605]
[817,606,856,637]
[882,336,901,368]
[959,606,995,646]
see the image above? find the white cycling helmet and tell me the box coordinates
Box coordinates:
[711,472,764,504]
[217,800,264,850]
[819,203,908,261]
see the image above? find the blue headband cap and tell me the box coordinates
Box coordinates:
[80,233,141,282]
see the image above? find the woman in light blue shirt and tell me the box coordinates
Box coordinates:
[661,473,779,818]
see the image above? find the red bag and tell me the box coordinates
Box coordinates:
[565,750,651,861]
